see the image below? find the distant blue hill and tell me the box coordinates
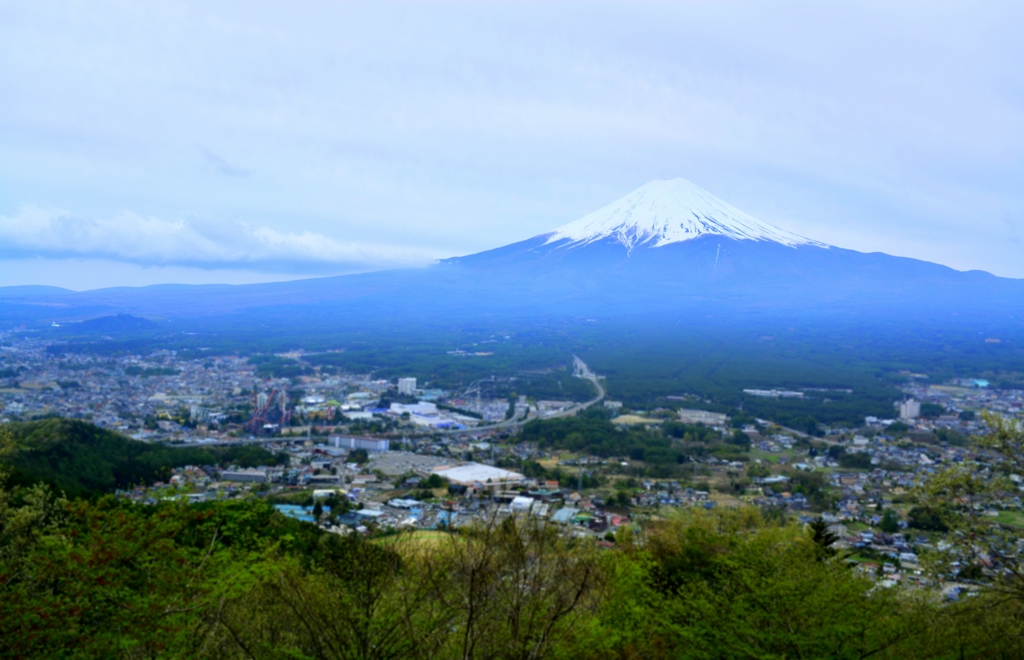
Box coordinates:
[66,314,160,335]
[0,285,74,298]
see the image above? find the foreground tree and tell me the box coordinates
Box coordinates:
[0,488,227,656]
[917,415,1019,605]
[428,513,603,660]
[585,508,931,659]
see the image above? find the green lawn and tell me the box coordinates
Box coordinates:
[375,530,455,551]
[995,510,1024,529]
[748,449,799,463]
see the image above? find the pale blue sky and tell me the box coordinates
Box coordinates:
[2,1,1023,289]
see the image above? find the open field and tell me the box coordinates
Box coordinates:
[376,530,453,543]
[995,510,1024,529]
[538,456,572,469]
[709,493,745,508]
[749,449,798,463]
[374,530,456,553]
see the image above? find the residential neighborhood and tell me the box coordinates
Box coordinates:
[3,328,1023,593]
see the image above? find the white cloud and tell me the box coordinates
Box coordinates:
[0,258,317,291]
[0,205,438,270]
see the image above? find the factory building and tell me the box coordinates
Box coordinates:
[432,462,525,492]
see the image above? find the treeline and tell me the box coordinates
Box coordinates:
[2,474,1020,658]
[513,369,597,402]
[3,419,286,497]
[519,408,671,459]
[519,460,602,489]
[248,354,313,379]
[518,409,748,470]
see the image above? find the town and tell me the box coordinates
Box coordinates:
[3,328,1022,598]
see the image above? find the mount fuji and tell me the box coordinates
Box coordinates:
[446,177,833,274]
[437,178,1023,317]
[2,179,1023,327]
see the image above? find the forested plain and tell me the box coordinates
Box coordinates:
[3,420,1024,658]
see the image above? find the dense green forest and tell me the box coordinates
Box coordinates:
[576,317,1024,423]
[2,421,1024,657]
[3,419,286,497]
[518,408,750,476]
[521,407,671,458]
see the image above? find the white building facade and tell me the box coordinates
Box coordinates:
[898,399,921,420]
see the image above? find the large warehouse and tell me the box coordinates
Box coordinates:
[432,462,525,491]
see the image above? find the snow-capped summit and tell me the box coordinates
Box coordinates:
[545,178,827,251]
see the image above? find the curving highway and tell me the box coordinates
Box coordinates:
[438,355,604,435]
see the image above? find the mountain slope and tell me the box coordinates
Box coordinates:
[439,179,1019,317]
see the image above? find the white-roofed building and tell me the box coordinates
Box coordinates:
[510,496,535,513]
[433,462,525,492]
[677,409,728,426]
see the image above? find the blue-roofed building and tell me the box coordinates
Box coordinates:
[435,510,457,528]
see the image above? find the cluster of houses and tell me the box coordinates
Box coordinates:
[0,335,537,441]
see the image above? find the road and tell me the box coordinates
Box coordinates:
[754,418,811,440]
[556,355,606,417]
[436,354,605,435]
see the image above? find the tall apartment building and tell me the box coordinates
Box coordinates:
[397,377,417,396]
[898,399,920,420]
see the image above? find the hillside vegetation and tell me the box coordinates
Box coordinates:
[2,419,284,496]
[2,421,1023,658]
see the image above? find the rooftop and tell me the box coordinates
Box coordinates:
[433,462,525,485]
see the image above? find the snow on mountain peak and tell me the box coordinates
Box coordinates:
[545,178,827,251]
